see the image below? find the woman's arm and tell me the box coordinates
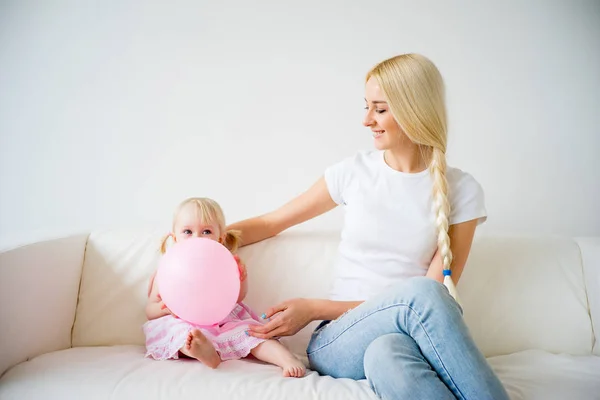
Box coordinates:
[249,218,478,339]
[310,299,364,320]
[227,177,337,246]
[248,298,363,339]
[426,219,478,284]
[233,177,339,338]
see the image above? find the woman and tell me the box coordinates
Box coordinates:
[228,53,509,400]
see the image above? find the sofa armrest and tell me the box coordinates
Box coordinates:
[0,234,88,377]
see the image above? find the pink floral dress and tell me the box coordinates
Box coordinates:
[143,302,266,361]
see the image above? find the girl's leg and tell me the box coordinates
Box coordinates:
[250,339,306,377]
[179,329,221,368]
[307,277,509,400]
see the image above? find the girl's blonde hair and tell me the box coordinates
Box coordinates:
[160,197,241,254]
[366,54,458,300]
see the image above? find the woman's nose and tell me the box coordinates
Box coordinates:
[363,110,374,127]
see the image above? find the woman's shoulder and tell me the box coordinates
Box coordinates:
[446,166,484,192]
[446,166,487,224]
[324,151,381,203]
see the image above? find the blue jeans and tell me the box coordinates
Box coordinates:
[306,277,509,400]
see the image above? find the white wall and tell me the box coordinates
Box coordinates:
[1,0,599,249]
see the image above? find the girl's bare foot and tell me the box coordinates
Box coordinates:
[281,355,306,378]
[182,329,221,368]
[250,339,306,378]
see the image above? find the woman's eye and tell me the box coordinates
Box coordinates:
[202,230,212,235]
[183,229,192,235]
[375,109,386,114]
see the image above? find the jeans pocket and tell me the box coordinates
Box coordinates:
[307,320,331,354]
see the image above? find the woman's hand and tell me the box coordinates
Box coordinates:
[248,298,316,339]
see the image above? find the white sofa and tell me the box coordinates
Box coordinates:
[0,230,599,400]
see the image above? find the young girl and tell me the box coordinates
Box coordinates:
[143,197,305,378]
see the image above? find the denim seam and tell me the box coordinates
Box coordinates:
[307,302,465,399]
[405,305,465,400]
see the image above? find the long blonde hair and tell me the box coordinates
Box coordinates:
[160,197,242,254]
[366,54,458,300]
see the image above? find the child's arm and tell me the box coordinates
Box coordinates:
[145,274,174,320]
[238,273,248,303]
[235,255,248,303]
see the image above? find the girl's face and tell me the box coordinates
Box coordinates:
[363,76,407,151]
[172,204,224,244]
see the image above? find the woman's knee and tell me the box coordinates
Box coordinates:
[364,334,408,376]
[382,277,461,318]
[364,334,414,396]
[364,335,390,376]
[407,276,447,295]
[391,277,453,304]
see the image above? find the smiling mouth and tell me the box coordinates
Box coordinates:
[372,130,384,138]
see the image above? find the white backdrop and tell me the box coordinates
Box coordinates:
[1,0,599,249]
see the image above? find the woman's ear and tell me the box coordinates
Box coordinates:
[219,233,226,244]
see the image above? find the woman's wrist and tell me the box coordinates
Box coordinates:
[307,298,326,320]
[309,298,362,321]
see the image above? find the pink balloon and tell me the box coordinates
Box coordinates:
[156,237,240,326]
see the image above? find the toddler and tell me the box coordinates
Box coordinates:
[143,197,305,377]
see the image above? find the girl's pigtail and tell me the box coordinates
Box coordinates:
[224,229,242,253]
[160,233,173,254]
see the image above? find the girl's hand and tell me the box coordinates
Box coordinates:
[247,298,315,339]
[157,294,178,318]
[233,255,247,282]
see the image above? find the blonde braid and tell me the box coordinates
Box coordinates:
[431,148,451,268]
[366,53,460,302]
[431,148,460,303]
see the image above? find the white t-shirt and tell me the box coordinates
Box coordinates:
[324,150,487,301]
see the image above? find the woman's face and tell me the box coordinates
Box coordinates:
[363,76,406,151]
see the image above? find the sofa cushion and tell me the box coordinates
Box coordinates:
[487,350,600,400]
[0,234,88,376]
[1,346,598,400]
[460,236,594,357]
[70,230,335,359]
[71,230,594,360]
[71,230,163,348]
[0,346,379,400]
